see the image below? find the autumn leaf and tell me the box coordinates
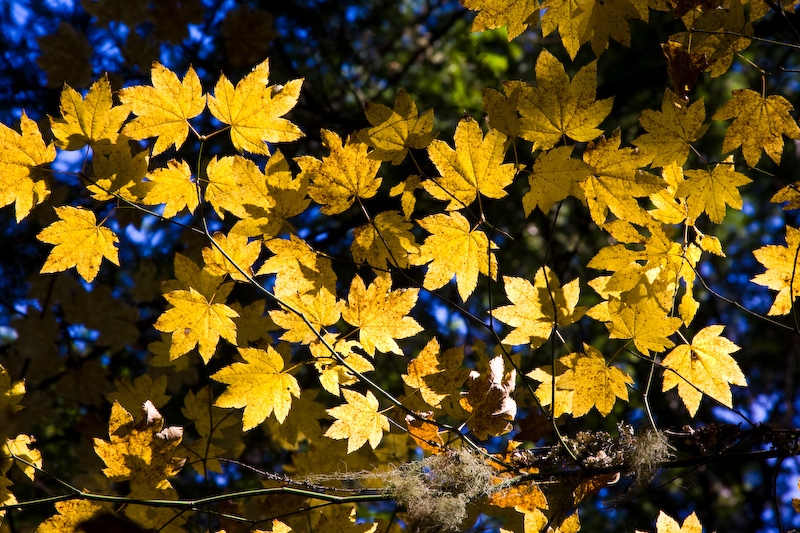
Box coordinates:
[460,355,516,440]
[523,145,592,215]
[633,89,707,167]
[37,206,119,282]
[212,346,301,430]
[119,62,206,156]
[677,159,751,224]
[771,181,800,211]
[561,344,633,416]
[352,210,420,270]
[462,0,540,41]
[316,506,378,533]
[202,231,262,282]
[493,267,585,349]
[324,389,389,453]
[4,434,42,480]
[341,274,422,356]
[607,297,682,355]
[269,288,341,344]
[414,211,497,301]
[205,154,276,219]
[662,325,746,416]
[309,335,374,396]
[105,374,170,420]
[36,500,111,533]
[141,159,198,217]
[713,88,800,166]
[0,112,55,222]
[752,226,800,315]
[402,338,468,409]
[405,413,444,452]
[482,80,527,138]
[208,58,304,155]
[93,401,185,489]
[87,136,149,202]
[518,50,613,150]
[389,175,423,219]
[299,129,382,214]
[423,116,516,210]
[49,75,129,150]
[356,88,434,164]
[154,286,239,363]
[636,510,703,533]
[258,235,337,299]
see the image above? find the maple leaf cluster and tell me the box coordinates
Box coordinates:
[0,0,799,530]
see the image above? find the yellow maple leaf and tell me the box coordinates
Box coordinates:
[424,116,516,210]
[269,288,342,344]
[211,346,301,430]
[163,252,232,302]
[415,211,497,301]
[402,337,469,409]
[37,206,119,282]
[636,510,703,533]
[482,80,527,138]
[257,235,337,299]
[462,0,539,40]
[36,500,112,533]
[712,88,800,166]
[309,335,373,396]
[527,364,574,418]
[389,175,423,219]
[540,0,589,60]
[752,226,800,315]
[580,128,665,227]
[93,401,185,489]
[494,267,585,348]
[351,210,420,270]
[154,286,239,363]
[119,62,206,156]
[3,434,42,480]
[771,181,800,211]
[49,75,129,150]
[518,50,613,150]
[324,389,389,453]
[633,89,707,167]
[607,297,681,355]
[662,325,746,416]
[105,374,170,420]
[202,231,262,282]
[356,88,434,164]
[676,159,751,224]
[566,0,648,57]
[460,355,516,440]
[208,58,304,155]
[0,363,25,414]
[87,136,149,202]
[341,274,423,356]
[181,386,242,473]
[141,159,198,217]
[0,112,55,222]
[560,344,633,416]
[205,153,277,221]
[299,129,382,215]
[523,145,592,215]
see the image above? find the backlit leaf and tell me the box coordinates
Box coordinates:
[324,389,389,453]
[357,88,434,164]
[677,159,751,224]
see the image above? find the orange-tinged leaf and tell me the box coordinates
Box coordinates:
[405,413,444,452]
[523,145,592,215]
[423,116,516,210]
[460,355,516,440]
[208,59,304,155]
[662,325,746,416]
[37,206,119,282]
[49,75,129,150]
[0,112,54,222]
[752,226,800,315]
[202,231,262,282]
[713,89,800,166]
[341,274,422,356]
[141,159,198,217]
[119,62,206,156]
[212,346,301,430]
[93,401,185,488]
[677,160,751,224]
[633,89,707,167]
[415,211,497,301]
[299,129,382,215]
[518,50,613,150]
[154,286,239,363]
[324,389,389,453]
[462,0,539,40]
[357,88,434,164]
[402,338,468,409]
[352,210,420,270]
[494,267,585,348]
[580,129,664,226]
[608,297,681,355]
